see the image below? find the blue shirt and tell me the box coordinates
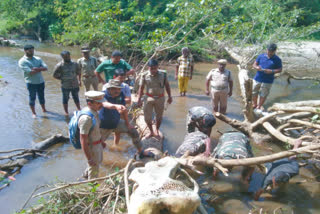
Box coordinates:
[18,55,48,84]
[99,90,126,129]
[253,53,282,84]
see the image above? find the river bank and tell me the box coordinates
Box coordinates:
[0,43,319,213]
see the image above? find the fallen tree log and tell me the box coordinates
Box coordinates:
[283,71,320,84]
[268,100,320,113]
[262,122,311,146]
[32,134,68,150]
[177,143,320,174]
[275,112,313,124]
[288,119,320,130]
[0,134,68,191]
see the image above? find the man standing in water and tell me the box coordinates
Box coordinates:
[175,47,194,96]
[137,59,172,138]
[205,59,233,114]
[99,79,143,153]
[252,43,282,109]
[18,44,48,118]
[77,46,99,91]
[95,50,134,85]
[53,51,81,116]
[79,91,106,179]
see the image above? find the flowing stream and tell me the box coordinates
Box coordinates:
[0,43,319,214]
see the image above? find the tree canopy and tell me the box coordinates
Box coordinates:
[1,0,319,61]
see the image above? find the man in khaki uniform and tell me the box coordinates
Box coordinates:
[78,91,106,179]
[137,59,172,138]
[205,59,233,114]
[77,46,99,91]
[53,51,81,115]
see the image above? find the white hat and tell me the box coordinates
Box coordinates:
[217,59,227,65]
[84,91,105,103]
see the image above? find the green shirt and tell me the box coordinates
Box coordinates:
[96,59,132,82]
[18,55,48,84]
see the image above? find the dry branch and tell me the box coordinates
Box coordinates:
[181,143,320,168]
[32,169,124,198]
[288,119,320,130]
[262,122,312,146]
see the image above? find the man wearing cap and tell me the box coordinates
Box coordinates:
[95,50,134,85]
[254,140,301,200]
[99,79,143,154]
[175,106,216,158]
[205,59,233,114]
[77,46,99,91]
[18,44,48,118]
[53,51,81,116]
[137,59,173,139]
[102,68,131,105]
[186,106,216,137]
[79,91,106,179]
[252,43,282,109]
[175,47,194,96]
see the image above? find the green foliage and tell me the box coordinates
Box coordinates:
[0,0,59,40]
[1,0,319,60]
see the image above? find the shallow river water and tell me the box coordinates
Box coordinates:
[0,43,319,214]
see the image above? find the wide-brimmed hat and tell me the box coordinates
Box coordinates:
[217,59,227,65]
[105,79,123,89]
[85,91,105,103]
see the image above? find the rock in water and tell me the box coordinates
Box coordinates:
[128,157,201,214]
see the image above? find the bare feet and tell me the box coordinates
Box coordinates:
[32,114,37,119]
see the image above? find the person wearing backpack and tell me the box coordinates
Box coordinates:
[78,91,106,179]
[205,59,233,114]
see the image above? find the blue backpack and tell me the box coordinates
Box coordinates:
[68,110,96,149]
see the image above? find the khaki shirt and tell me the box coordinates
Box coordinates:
[77,56,98,77]
[206,68,232,92]
[139,70,167,96]
[78,107,101,144]
[53,61,81,89]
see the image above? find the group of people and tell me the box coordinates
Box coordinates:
[18,43,292,201]
[175,105,301,201]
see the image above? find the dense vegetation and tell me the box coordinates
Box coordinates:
[1,0,319,60]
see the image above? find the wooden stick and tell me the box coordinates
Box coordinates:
[20,185,46,211]
[33,169,124,198]
[112,181,121,214]
[124,159,134,210]
[179,168,199,193]
[251,111,284,130]
[262,122,311,146]
[288,119,320,130]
